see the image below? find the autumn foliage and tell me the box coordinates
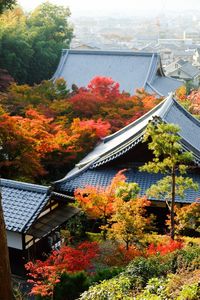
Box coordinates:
[75,170,153,246]
[25,241,99,297]
[75,170,127,220]
[106,196,152,249]
[174,201,200,236]
[0,76,161,181]
[187,90,200,114]
[146,239,183,256]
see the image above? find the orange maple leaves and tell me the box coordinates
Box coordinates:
[74,170,127,220]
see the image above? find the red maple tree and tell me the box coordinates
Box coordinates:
[25,241,99,297]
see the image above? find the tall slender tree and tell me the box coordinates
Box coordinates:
[140,120,198,239]
[0,187,13,299]
[0,2,15,298]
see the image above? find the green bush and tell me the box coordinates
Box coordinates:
[159,244,200,275]
[124,256,170,286]
[79,275,133,300]
[68,245,200,300]
[90,267,123,284]
[175,245,200,271]
[177,283,200,300]
[54,271,90,300]
[65,212,88,242]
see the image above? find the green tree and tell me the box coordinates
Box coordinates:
[140,120,198,239]
[0,7,34,83]
[26,2,73,84]
[0,0,16,14]
[0,4,15,300]
[0,3,73,84]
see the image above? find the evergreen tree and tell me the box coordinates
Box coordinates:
[140,119,198,239]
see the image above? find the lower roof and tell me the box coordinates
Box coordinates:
[27,205,79,239]
[56,166,200,204]
[1,179,51,233]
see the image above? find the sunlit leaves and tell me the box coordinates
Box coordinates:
[0,3,73,84]
[140,121,198,238]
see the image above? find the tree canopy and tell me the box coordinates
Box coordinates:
[140,120,198,239]
[0,77,160,182]
[0,0,16,14]
[0,3,73,84]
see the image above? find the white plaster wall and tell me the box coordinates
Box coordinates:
[6,231,23,250]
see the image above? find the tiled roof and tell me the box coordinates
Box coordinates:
[52,49,182,96]
[54,94,200,186]
[166,60,200,79]
[1,179,51,233]
[27,205,79,239]
[180,62,200,78]
[56,166,200,204]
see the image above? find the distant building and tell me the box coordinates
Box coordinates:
[165,59,200,86]
[193,48,200,67]
[158,38,193,47]
[53,49,182,96]
[159,48,174,66]
[183,30,200,43]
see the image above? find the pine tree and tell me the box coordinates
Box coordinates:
[140,120,198,239]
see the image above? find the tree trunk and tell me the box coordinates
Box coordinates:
[102,216,107,240]
[0,191,13,299]
[126,240,129,251]
[170,168,175,240]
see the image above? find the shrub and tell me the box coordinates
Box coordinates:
[146,240,183,256]
[136,277,167,300]
[54,272,90,300]
[125,256,169,286]
[165,270,200,299]
[79,275,133,300]
[177,283,200,300]
[174,244,200,271]
[91,267,123,284]
[79,244,200,300]
[98,241,143,267]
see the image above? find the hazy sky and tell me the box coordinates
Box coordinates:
[18,0,200,16]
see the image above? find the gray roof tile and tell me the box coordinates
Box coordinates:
[54,95,200,202]
[53,49,182,96]
[57,167,200,204]
[1,179,51,233]
[55,94,200,184]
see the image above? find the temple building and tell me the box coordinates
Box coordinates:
[1,179,78,274]
[1,94,200,274]
[54,94,200,207]
[53,50,182,96]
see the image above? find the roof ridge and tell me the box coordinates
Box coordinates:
[103,95,170,143]
[146,81,164,96]
[0,178,50,194]
[172,97,200,127]
[143,53,156,88]
[64,48,158,57]
[52,49,69,80]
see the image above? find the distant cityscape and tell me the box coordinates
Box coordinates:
[70,11,200,84]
